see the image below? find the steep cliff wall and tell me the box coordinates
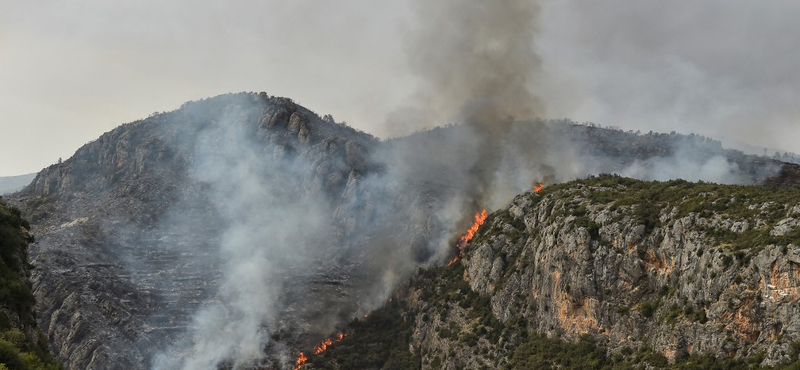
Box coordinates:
[462,176,800,364]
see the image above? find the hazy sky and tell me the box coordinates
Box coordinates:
[1,0,798,176]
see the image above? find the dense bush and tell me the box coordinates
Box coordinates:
[0,201,61,370]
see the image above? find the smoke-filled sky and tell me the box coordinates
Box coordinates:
[1,0,799,176]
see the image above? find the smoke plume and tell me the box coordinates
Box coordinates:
[400,0,554,231]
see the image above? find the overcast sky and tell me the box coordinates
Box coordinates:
[1,0,798,176]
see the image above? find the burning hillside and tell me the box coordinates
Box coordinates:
[12,92,800,370]
[294,333,346,369]
[447,209,488,266]
[298,175,800,369]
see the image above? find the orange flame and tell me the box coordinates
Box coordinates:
[294,352,308,370]
[314,338,333,354]
[294,332,347,369]
[447,254,459,267]
[534,181,545,193]
[458,209,488,247]
[449,209,488,266]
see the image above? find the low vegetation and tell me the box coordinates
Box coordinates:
[538,174,800,254]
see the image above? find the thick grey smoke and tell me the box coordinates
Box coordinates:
[404,1,544,126]
[397,0,558,230]
[390,0,780,236]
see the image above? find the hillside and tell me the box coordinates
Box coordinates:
[10,93,398,370]
[0,198,61,370]
[7,92,800,370]
[306,176,800,370]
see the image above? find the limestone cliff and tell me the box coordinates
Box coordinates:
[308,176,800,369]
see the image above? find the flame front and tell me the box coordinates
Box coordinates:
[534,181,545,193]
[448,209,488,266]
[295,332,347,369]
[315,338,333,354]
[458,209,488,248]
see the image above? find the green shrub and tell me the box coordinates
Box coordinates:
[639,300,659,318]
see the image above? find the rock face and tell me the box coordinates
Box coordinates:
[307,176,800,370]
[461,177,800,363]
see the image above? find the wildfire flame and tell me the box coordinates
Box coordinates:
[294,352,308,370]
[294,332,347,369]
[458,209,488,248]
[314,332,345,354]
[448,209,488,266]
[449,182,542,268]
[447,254,459,267]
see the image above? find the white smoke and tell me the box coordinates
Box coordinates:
[620,154,741,183]
[151,106,333,370]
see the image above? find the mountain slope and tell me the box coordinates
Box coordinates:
[8,92,800,370]
[308,176,800,369]
[11,93,398,370]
